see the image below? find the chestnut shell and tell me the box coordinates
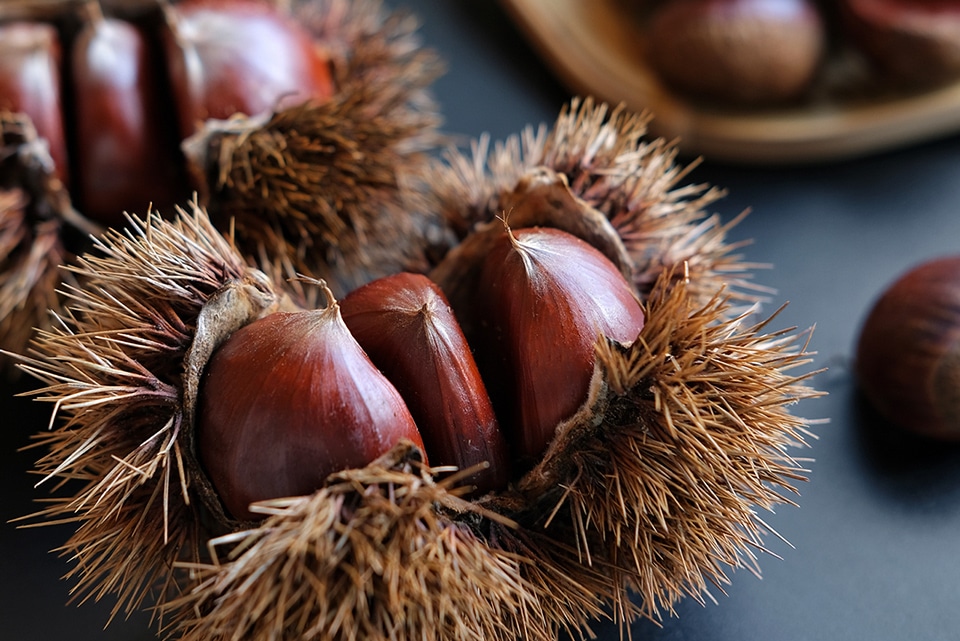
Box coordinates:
[474,226,646,464]
[856,255,960,440]
[198,307,423,521]
[340,272,511,494]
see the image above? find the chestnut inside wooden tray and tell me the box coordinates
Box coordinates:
[500,0,960,164]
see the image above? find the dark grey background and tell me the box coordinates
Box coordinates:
[4,1,960,639]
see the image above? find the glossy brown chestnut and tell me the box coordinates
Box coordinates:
[646,0,826,105]
[198,297,424,521]
[475,226,646,464]
[855,256,960,440]
[341,272,511,493]
[161,0,335,139]
[71,10,187,225]
[842,0,960,86]
[0,21,68,181]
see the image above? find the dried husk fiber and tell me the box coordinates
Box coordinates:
[0,186,60,357]
[0,0,445,362]
[13,100,821,640]
[0,113,88,359]
[16,206,259,621]
[184,0,448,300]
[165,443,619,641]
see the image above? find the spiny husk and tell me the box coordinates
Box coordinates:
[0,113,88,363]
[12,203,621,640]
[509,273,821,619]
[0,188,57,355]
[165,442,613,641]
[13,217,821,639]
[424,96,767,310]
[187,0,448,300]
[14,203,277,622]
[425,98,820,618]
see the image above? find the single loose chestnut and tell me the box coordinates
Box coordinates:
[197,286,424,521]
[856,255,960,440]
[475,225,646,463]
[341,272,511,493]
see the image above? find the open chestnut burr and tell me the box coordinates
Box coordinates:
[15,99,821,641]
[0,0,444,360]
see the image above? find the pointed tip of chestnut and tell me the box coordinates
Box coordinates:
[476,226,645,464]
[842,0,960,86]
[855,255,960,441]
[341,272,512,493]
[198,305,423,521]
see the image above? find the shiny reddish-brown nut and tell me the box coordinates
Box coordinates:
[0,21,69,181]
[341,272,512,493]
[856,256,960,440]
[161,0,335,139]
[646,0,827,105]
[71,13,187,225]
[198,303,424,521]
[475,226,646,464]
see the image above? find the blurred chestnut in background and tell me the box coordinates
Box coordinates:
[645,0,827,105]
[0,21,69,181]
[161,0,334,139]
[71,7,186,225]
[842,0,960,87]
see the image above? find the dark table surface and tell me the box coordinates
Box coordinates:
[4,2,960,640]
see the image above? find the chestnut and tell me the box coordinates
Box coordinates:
[0,21,68,181]
[341,272,511,493]
[197,284,424,521]
[475,226,646,463]
[161,0,335,139]
[855,255,960,440]
[645,0,827,105]
[841,0,960,87]
[71,7,187,225]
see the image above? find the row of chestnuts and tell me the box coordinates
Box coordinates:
[0,0,332,225]
[643,0,960,106]
[198,224,646,521]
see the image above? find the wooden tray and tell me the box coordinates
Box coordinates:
[501,0,960,163]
